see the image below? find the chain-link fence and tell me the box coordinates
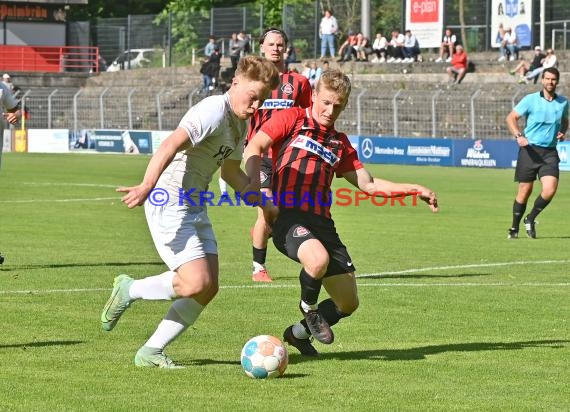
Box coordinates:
[20,83,568,139]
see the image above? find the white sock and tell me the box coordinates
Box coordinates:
[292,322,310,339]
[218,177,228,194]
[253,262,265,272]
[129,271,176,300]
[145,298,204,349]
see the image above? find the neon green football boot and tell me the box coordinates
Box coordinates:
[100,274,134,331]
[134,346,184,369]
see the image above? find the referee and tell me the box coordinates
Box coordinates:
[506,67,568,239]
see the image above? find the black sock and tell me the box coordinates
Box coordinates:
[526,195,551,222]
[511,200,527,229]
[299,269,322,307]
[300,298,351,334]
[252,247,267,266]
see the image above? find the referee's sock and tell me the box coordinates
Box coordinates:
[511,200,527,229]
[526,195,551,222]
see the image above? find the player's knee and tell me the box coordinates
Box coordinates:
[337,297,359,315]
[303,257,329,278]
[176,276,218,298]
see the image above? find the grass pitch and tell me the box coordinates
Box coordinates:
[0,153,568,411]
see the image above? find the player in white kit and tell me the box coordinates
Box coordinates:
[100,56,279,368]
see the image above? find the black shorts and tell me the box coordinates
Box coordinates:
[272,208,356,277]
[515,145,560,182]
[260,156,273,190]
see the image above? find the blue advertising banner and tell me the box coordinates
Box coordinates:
[356,137,453,166]
[558,141,570,171]
[453,139,518,168]
[92,130,152,154]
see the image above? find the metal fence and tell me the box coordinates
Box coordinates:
[21,83,568,139]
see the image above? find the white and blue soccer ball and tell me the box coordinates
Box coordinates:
[240,335,288,379]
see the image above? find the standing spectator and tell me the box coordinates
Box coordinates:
[402,30,420,62]
[386,29,405,63]
[506,67,568,239]
[229,32,241,70]
[237,31,251,57]
[204,36,216,57]
[371,32,388,63]
[284,42,297,70]
[319,8,338,60]
[446,44,468,84]
[200,47,221,95]
[435,28,456,63]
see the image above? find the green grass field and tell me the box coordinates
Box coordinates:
[0,153,568,411]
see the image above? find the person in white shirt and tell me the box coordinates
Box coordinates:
[371,33,388,62]
[499,27,518,61]
[435,29,456,63]
[386,29,405,63]
[100,56,280,368]
[319,8,338,59]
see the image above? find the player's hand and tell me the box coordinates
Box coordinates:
[116,184,151,208]
[419,189,439,213]
[516,136,529,147]
[3,112,18,125]
[556,131,565,142]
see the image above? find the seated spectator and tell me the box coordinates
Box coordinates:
[386,29,405,63]
[435,28,456,63]
[356,35,373,61]
[446,44,468,84]
[499,27,518,62]
[304,60,322,88]
[525,48,557,83]
[338,31,358,62]
[371,32,388,63]
[402,29,421,62]
[510,46,545,82]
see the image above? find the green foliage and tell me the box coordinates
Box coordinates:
[372,0,402,35]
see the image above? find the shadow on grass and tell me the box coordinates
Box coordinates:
[0,340,85,349]
[289,339,569,363]
[0,261,164,272]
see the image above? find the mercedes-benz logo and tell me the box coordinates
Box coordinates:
[361,138,374,159]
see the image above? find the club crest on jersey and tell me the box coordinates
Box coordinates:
[281,82,294,95]
[291,135,340,166]
[260,99,294,109]
[293,226,310,237]
[259,170,269,183]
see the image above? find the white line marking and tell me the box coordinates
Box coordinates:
[22,182,120,188]
[1,260,568,295]
[0,197,120,204]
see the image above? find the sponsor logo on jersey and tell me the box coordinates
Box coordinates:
[187,120,201,144]
[260,99,294,109]
[281,82,294,95]
[293,226,310,237]
[259,170,269,183]
[291,135,340,166]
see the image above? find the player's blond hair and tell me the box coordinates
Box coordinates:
[235,55,280,90]
[316,69,352,101]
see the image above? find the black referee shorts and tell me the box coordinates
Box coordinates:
[515,145,560,182]
[272,208,356,277]
[260,156,273,190]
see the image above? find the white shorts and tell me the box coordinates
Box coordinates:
[145,202,217,271]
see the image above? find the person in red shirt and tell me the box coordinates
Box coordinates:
[247,27,312,283]
[244,69,439,356]
[446,44,468,84]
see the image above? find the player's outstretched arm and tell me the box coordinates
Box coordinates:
[342,168,439,213]
[116,127,190,208]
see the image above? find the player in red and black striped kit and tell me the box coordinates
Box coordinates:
[244,69,439,356]
[247,27,312,283]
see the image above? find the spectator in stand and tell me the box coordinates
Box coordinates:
[338,31,358,62]
[200,46,221,95]
[355,35,373,61]
[525,48,557,84]
[496,23,506,49]
[284,43,297,70]
[402,29,421,62]
[229,32,241,70]
[435,28,456,63]
[511,46,545,82]
[446,44,468,84]
[2,74,14,92]
[371,32,388,63]
[204,36,216,57]
[319,8,338,60]
[386,29,405,63]
[499,27,518,62]
[304,60,322,89]
[237,31,251,57]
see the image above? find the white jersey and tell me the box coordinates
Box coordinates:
[157,92,247,203]
[0,82,18,134]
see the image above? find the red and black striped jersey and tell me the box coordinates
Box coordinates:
[260,107,363,218]
[247,70,312,157]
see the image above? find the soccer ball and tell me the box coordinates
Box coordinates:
[240,335,288,379]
